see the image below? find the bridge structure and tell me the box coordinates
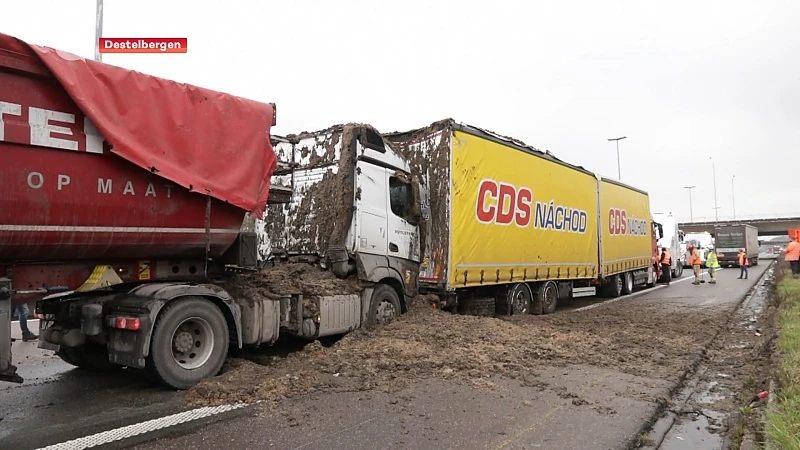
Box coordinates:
[677,215,800,237]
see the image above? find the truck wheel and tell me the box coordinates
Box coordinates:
[673,265,683,279]
[621,272,634,295]
[58,344,122,372]
[145,297,229,390]
[539,281,558,315]
[604,275,623,298]
[506,283,532,315]
[367,285,402,327]
[57,348,78,367]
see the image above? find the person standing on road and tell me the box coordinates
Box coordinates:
[786,235,800,275]
[660,247,672,286]
[705,248,720,284]
[690,247,703,285]
[12,301,38,342]
[737,249,750,280]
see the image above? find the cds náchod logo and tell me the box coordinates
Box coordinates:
[474,178,588,234]
[608,207,648,236]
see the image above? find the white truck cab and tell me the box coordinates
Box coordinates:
[652,212,684,279]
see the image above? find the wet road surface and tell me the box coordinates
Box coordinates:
[0,259,772,450]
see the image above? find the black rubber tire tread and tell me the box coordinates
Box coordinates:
[508,283,532,315]
[145,297,229,390]
[603,274,623,298]
[366,284,402,327]
[56,348,79,367]
[621,272,634,295]
[459,296,496,316]
[539,281,558,315]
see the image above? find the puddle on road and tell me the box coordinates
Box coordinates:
[660,412,724,450]
[645,264,775,450]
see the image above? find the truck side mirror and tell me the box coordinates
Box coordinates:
[407,177,422,226]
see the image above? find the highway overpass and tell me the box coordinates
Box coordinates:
[678,215,800,236]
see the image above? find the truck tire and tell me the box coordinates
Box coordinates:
[672,265,683,279]
[145,297,229,390]
[58,344,122,372]
[504,283,532,315]
[366,284,402,327]
[621,272,634,295]
[602,275,623,298]
[538,281,558,315]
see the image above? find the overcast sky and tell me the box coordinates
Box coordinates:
[3,0,799,222]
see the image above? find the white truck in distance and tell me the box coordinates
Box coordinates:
[652,212,684,279]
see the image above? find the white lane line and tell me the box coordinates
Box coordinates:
[571,268,725,313]
[10,319,40,326]
[37,403,248,450]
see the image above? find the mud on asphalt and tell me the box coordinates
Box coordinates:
[187,290,729,410]
[642,263,780,449]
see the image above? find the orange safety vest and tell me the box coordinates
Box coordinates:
[689,249,701,266]
[786,241,800,261]
[661,251,671,265]
[738,252,750,266]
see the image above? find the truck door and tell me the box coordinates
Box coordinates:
[386,171,419,262]
[355,161,388,256]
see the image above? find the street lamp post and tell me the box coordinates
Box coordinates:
[684,185,696,222]
[607,136,627,180]
[732,174,736,220]
[94,0,104,62]
[710,157,719,221]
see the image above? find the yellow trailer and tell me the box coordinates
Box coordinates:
[385,120,659,315]
[598,178,656,296]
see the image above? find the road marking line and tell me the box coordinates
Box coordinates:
[37,403,247,450]
[571,268,725,313]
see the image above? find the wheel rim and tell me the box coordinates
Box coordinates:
[616,276,623,293]
[626,273,633,292]
[375,299,397,325]
[511,284,532,314]
[543,284,557,311]
[171,317,214,370]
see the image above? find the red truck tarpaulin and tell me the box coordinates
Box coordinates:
[0,32,277,219]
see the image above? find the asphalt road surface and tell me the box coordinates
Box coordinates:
[0,257,774,450]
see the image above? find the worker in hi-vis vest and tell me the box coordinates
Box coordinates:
[786,235,800,275]
[660,247,672,286]
[690,247,703,285]
[705,248,720,284]
[737,249,750,280]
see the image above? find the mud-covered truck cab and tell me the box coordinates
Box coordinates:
[258,124,425,328]
[0,33,422,389]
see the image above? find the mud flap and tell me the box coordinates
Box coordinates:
[0,296,23,383]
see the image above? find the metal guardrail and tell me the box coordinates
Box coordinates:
[679,213,800,224]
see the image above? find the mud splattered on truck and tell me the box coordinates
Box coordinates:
[383,120,453,289]
[264,123,388,260]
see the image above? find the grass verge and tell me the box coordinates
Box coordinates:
[765,264,800,450]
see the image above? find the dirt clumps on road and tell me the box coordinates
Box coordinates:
[187,294,727,408]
